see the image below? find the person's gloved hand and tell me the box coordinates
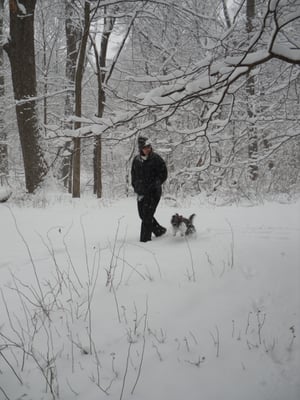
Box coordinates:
[134,180,145,195]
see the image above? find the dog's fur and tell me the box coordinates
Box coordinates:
[171,213,196,236]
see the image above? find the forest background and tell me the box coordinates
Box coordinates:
[0,2,300,399]
[0,0,299,202]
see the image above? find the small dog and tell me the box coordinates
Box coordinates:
[171,213,196,236]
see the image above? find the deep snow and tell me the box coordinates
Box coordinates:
[0,195,299,400]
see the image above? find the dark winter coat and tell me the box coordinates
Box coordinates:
[131,150,167,196]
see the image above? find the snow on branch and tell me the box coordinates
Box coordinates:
[270,44,300,64]
[129,0,300,112]
[54,0,300,142]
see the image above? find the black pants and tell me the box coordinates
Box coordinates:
[137,190,163,242]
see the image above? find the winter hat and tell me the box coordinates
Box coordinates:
[138,136,151,150]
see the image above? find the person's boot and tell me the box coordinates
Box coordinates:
[153,226,167,237]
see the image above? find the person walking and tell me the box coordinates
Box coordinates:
[131,136,168,242]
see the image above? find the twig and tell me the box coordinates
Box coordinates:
[116,246,127,290]
[116,256,146,282]
[184,337,190,352]
[225,218,234,268]
[106,217,124,287]
[288,326,296,351]
[0,288,24,344]
[152,343,163,361]
[185,355,205,368]
[119,342,132,400]
[66,318,75,373]
[10,273,31,336]
[86,284,93,354]
[112,283,121,323]
[210,325,220,357]
[256,310,266,345]
[0,351,23,384]
[89,341,111,396]
[66,378,79,396]
[131,298,148,395]
[105,11,138,85]
[90,245,101,291]
[62,221,83,288]
[84,247,101,324]
[0,332,56,400]
[126,243,162,279]
[245,311,252,335]
[111,230,128,290]
[263,338,276,353]
[148,328,166,344]
[42,227,66,293]
[189,331,198,345]
[80,214,91,285]
[0,385,10,400]
[205,252,215,277]
[184,236,196,282]
[6,206,45,304]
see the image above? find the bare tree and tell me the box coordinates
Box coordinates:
[1,0,299,198]
[0,0,8,179]
[63,0,82,191]
[222,0,231,29]
[72,0,91,198]
[4,0,47,193]
[92,3,134,198]
[246,0,258,180]
[92,7,116,198]
[107,0,299,190]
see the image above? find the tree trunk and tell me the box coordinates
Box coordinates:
[246,0,258,181]
[63,0,81,192]
[4,0,46,193]
[222,0,231,29]
[93,11,114,198]
[0,0,8,177]
[72,0,90,198]
[94,136,102,197]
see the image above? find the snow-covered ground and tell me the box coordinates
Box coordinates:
[0,195,299,400]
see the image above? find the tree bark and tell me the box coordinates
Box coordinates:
[222,0,231,29]
[246,0,258,181]
[4,0,46,193]
[93,10,115,198]
[0,0,8,177]
[72,0,90,198]
[63,0,81,192]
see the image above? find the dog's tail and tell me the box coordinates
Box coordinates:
[189,213,196,223]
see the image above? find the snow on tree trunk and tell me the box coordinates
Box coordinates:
[93,10,115,198]
[72,1,90,198]
[246,0,258,181]
[63,0,81,192]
